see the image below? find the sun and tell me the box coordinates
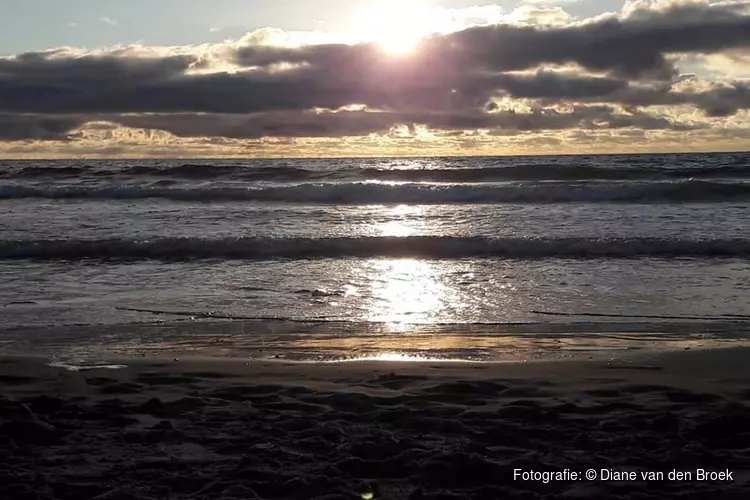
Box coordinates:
[355,0,438,55]
[380,31,422,55]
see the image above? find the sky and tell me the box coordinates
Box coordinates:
[0,0,749,158]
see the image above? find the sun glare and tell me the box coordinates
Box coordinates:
[355,0,437,55]
[367,258,446,326]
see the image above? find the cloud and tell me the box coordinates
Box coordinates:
[100,17,118,26]
[0,104,692,144]
[0,114,85,141]
[0,0,749,155]
[596,79,750,116]
[0,53,676,116]
[230,0,750,79]
[698,49,750,78]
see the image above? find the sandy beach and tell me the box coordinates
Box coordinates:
[1,347,748,499]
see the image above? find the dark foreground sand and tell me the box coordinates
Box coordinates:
[1,348,749,500]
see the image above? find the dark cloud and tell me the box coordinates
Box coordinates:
[678,82,750,117]
[0,104,691,142]
[0,114,85,141]
[604,81,750,116]
[1,53,633,115]
[109,106,690,139]
[2,49,196,83]
[0,1,748,142]
[493,71,629,99]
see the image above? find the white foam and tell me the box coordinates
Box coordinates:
[48,362,128,372]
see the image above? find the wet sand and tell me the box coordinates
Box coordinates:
[1,347,749,499]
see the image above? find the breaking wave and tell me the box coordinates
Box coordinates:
[2,236,748,260]
[2,180,749,204]
[362,165,750,182]
[3,162,750,182]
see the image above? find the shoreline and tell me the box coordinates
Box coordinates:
[8,344,749,390]
[2,317,748,367]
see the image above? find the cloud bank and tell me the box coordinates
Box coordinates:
[1,0,750,157]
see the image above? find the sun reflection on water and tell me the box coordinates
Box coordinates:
[335,352,475,363]
[374,204,424,237]
[366,258,452,329]
[363,204,459,329]
[345,201,475,331]
[378,221,414,237]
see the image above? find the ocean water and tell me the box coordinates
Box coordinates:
[1,153,749,363]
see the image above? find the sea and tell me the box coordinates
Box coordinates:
[1,153,749,365]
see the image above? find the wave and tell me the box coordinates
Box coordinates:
[1,236,748,260]
[359,164,750,182]
[2,180,749,204]
[122,164,330,181]
[4,162,749,182]
[11,166,86,177]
